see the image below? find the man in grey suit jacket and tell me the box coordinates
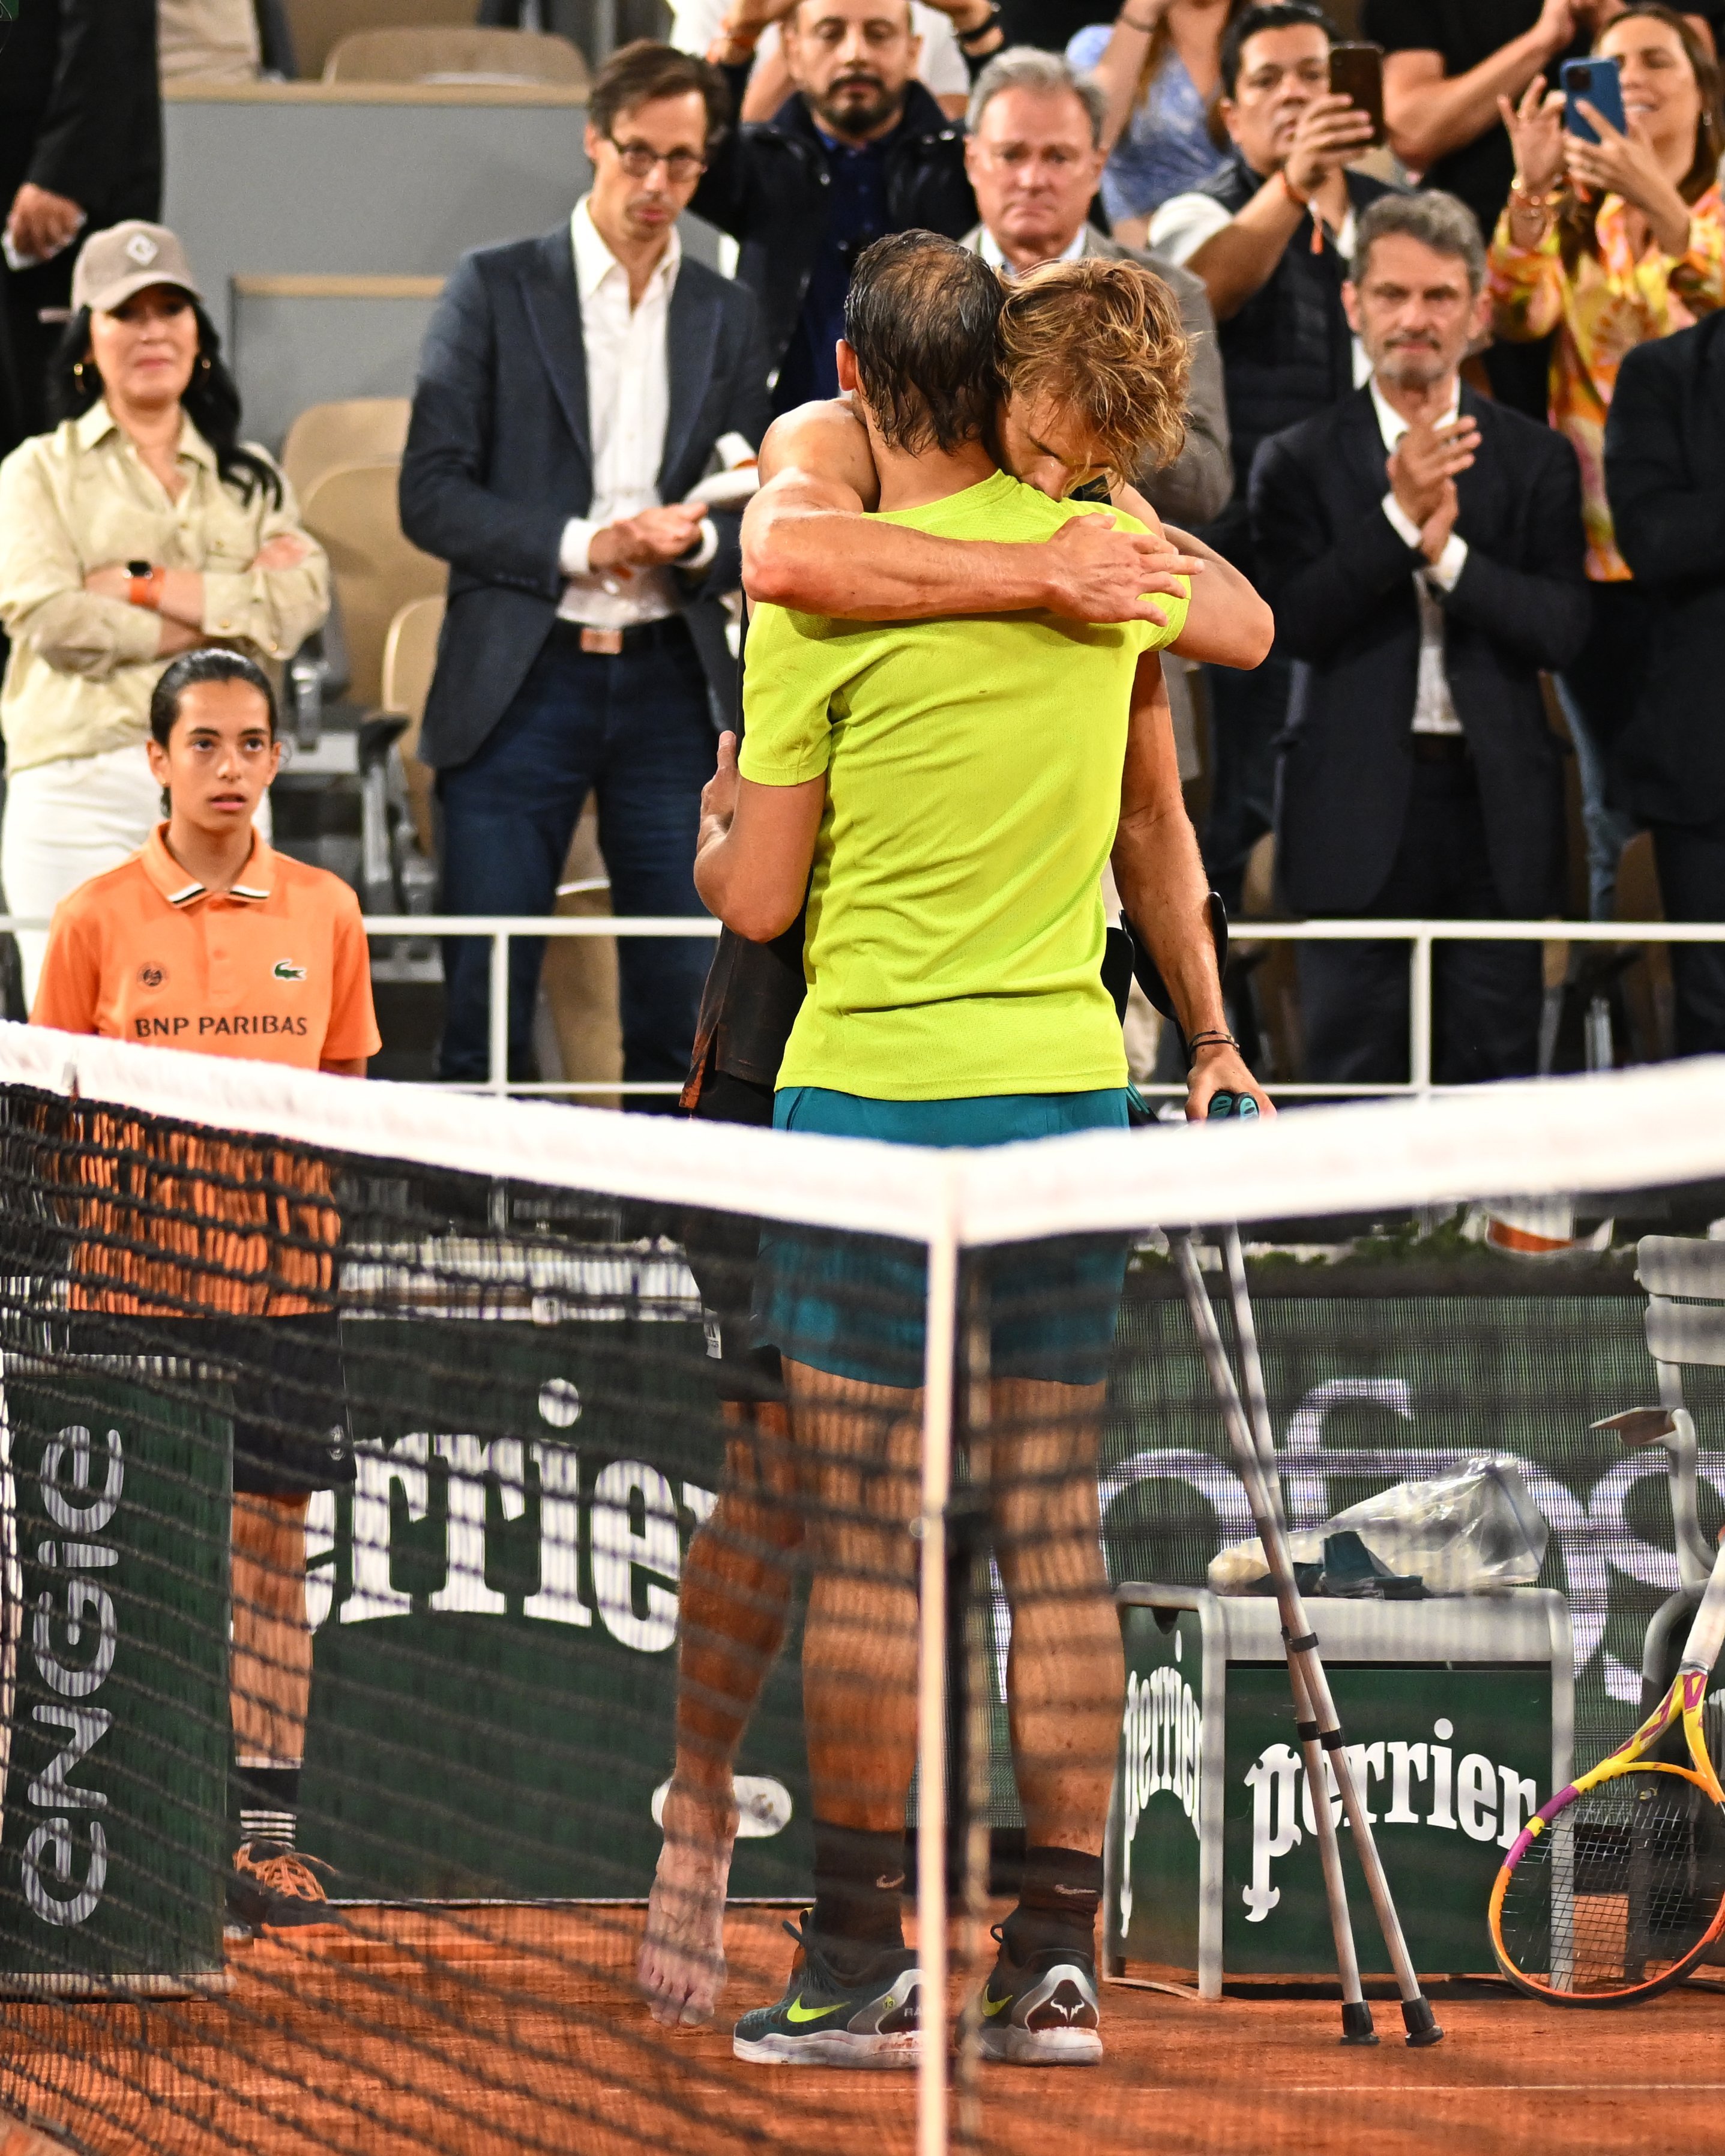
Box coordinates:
[960,46,1232,529]
[400,43,771,1092]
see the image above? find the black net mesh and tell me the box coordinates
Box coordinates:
[1,1044,1724,2152]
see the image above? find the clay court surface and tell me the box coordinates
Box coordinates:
[1,1907,1721,2156]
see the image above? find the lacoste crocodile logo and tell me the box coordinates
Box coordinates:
[785,1995,847,2024]
[272,960,306,981]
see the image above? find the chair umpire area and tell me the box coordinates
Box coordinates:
[323,25,592,88]
[1609,1237,1725,1764]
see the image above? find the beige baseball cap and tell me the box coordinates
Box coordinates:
[71,221,203,316]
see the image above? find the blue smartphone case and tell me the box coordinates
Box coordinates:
[1561,56,1626,142]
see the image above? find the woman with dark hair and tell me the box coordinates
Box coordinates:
[0,220,328,999]
[1489,4,1724,915]
[32,640,378,1940]
[1067,0,1247,244]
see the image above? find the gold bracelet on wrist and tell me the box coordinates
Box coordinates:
[1509,175,1565,211]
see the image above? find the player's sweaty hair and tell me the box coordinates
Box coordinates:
[998,256,1191,480]
[843,230,1005,456]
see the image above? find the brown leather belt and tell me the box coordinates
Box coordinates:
[555,616,691,657]
[1409,732,1471,764]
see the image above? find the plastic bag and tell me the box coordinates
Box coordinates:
[1208,1455,1549,1596]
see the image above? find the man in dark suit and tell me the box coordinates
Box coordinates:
[0,0,161,457]
[1251,188,1589,1085]
[401,41,771,1094]
[1606,313,1725,1058]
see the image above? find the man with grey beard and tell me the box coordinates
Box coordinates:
[1248,188,1589,1086]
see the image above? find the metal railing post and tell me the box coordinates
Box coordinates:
[488,928,511,1100]
[1410,929,1434,1099]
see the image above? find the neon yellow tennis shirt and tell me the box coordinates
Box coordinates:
[738,468,1190,1101]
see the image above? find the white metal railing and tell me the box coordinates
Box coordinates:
[7,914,1724,1103]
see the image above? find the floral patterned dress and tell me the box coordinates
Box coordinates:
[1486,184,1725,580]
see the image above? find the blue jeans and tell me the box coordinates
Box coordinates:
[436,619,716,1093]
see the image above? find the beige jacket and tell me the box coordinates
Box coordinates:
[0,404,329,774]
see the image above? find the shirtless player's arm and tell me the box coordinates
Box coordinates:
[741,396,1274,669]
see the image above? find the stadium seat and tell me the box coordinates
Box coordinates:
[283,0,480,80]
[281,398,412,507]
[324,25,592,88]
[379,594,444,860]
[299,460,446,711]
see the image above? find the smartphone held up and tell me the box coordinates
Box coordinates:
[1328,41,1386,148]
[1561,54,1627,142]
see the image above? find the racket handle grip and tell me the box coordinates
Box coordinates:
[1206,1091,1260,1121]
[1679,1539,1725,1676]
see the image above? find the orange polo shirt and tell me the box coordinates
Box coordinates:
[34,825,381,1067]
[31,828,381,1318]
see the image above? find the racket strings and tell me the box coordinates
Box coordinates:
[1497,1774,1725,1998]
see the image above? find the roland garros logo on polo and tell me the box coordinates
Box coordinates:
[127,954,316,1040]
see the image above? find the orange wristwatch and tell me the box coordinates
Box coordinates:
[126,561,166,610]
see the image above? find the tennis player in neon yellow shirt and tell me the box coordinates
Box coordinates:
[695,233,1270,2074]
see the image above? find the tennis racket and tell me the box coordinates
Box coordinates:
[1490,1532,1725,2005]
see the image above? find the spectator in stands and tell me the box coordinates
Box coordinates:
[1489,4,1723,917]
[693,0,999,414]
[1251,191,1589,1086]
[0,0,162,459]
[157,0,263,86]
[1606,313,1725,1054]
[400,43,771,1098]
[0,221,327,1007]
[1146,0,1383,915]
[673,0,976,120]
[962,47,1231,522]
[1066,0,1244,247]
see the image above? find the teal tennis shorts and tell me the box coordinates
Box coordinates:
[753,1086,1133,1390]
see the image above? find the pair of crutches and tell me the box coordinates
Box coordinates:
[1170,1225,1443,2046]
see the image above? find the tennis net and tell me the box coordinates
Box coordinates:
[0,1022,1723,2155]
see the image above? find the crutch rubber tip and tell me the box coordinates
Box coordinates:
[1339,2001,1377,2046]
[1401,1997,1444,2047]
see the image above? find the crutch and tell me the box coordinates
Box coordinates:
[1170,1227,1443,2047]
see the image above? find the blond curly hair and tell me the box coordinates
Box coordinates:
[996,256,1191,480]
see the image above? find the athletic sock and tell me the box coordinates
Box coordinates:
[808,1819,906,1975]
[235,1760,301,1849]
[1001,1845,1103,1963]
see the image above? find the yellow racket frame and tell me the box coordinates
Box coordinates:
[1489,1670,1725,2005]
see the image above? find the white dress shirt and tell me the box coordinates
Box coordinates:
[975,223,1089,276]
[556,197,717,630]
[1370,376,1469,738]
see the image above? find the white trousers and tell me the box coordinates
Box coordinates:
[1,741,271,1010]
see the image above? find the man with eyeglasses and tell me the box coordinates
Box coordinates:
[401,42,771,1099]
[693,0,1001,416]
[1145,1,1396,928]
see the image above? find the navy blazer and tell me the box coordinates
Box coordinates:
[1606,313,1725,827]
[400,226,773,770]
[1250,385,1590,920]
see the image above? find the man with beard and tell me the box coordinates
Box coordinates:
[691,0,992,415]
[1250,188,1588,1085]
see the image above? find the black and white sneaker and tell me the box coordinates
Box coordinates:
[733,1917,922,2068]
[974,1926,1102,2067]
